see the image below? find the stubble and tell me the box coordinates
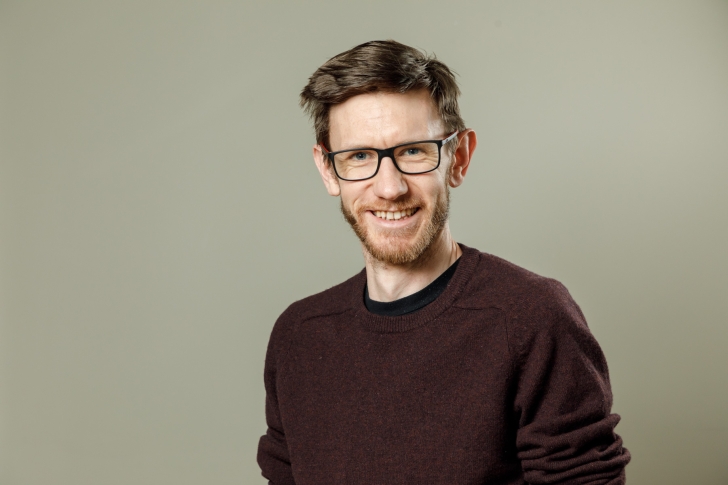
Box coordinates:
[340,187,450,266]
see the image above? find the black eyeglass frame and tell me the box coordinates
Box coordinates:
[321,131,459,181]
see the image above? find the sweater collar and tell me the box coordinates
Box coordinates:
[350,244,481,333]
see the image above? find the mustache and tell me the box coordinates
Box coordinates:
[358,199,425,213]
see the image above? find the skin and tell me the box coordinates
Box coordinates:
[313,89,477,302]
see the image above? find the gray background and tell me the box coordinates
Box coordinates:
[1,1,727,484]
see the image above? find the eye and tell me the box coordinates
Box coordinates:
[347,151,372,162]
[405,148,420,156]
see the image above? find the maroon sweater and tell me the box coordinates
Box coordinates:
[258,245,630,484]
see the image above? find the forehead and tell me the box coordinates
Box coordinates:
[328,90,443,149]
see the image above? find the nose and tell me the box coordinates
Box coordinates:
[372,156,408,200]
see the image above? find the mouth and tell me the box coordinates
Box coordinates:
[370,207,419,221]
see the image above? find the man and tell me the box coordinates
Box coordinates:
[258,40,630,484]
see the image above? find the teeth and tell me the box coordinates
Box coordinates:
[374,208,416,220]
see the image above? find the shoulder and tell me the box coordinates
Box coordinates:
[266,270,364,351]
[282,269,363,322]
[458,246,608,382]
[457,246,591,351]
[457,246,576,317]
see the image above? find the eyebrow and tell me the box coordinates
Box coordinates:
[333,136,436,152]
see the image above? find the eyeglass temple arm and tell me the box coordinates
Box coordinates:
[443,131,459,145]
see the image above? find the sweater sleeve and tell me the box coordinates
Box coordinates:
[257,313,296,485]
[510,280,630,484]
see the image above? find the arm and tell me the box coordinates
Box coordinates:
[257,315,296,485]
[510,280,631,484]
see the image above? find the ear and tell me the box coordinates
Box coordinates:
[313,144,341,196]
[448,129,477,188]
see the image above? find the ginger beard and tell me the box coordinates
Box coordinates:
[340,184,450,266]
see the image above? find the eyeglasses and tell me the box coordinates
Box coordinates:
[321,131,459,181]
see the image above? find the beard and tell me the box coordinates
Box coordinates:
[340,186,450,266]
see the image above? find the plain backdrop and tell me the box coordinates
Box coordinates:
[1,1,727,484]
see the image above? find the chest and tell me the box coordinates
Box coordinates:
[277,308,522,484]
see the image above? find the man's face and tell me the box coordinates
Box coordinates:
[316,90,455,265]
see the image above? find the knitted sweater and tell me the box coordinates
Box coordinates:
[257,245,630,484]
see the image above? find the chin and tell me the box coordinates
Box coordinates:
[364,233,430,265]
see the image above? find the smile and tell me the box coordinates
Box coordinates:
[372,208,419,221]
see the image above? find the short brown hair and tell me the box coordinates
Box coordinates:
[300,40,466,154]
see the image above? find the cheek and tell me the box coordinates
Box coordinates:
[341,181,374,202]
[415,178,447,202]
[339,187,365,213]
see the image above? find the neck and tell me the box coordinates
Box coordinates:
[364,224,462,302]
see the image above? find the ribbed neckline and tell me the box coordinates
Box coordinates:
[351,244,481,333]
[364,258,460,316]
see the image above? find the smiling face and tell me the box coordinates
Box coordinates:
[313,90,471,266]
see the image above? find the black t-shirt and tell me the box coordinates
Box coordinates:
[364,258,461,316]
